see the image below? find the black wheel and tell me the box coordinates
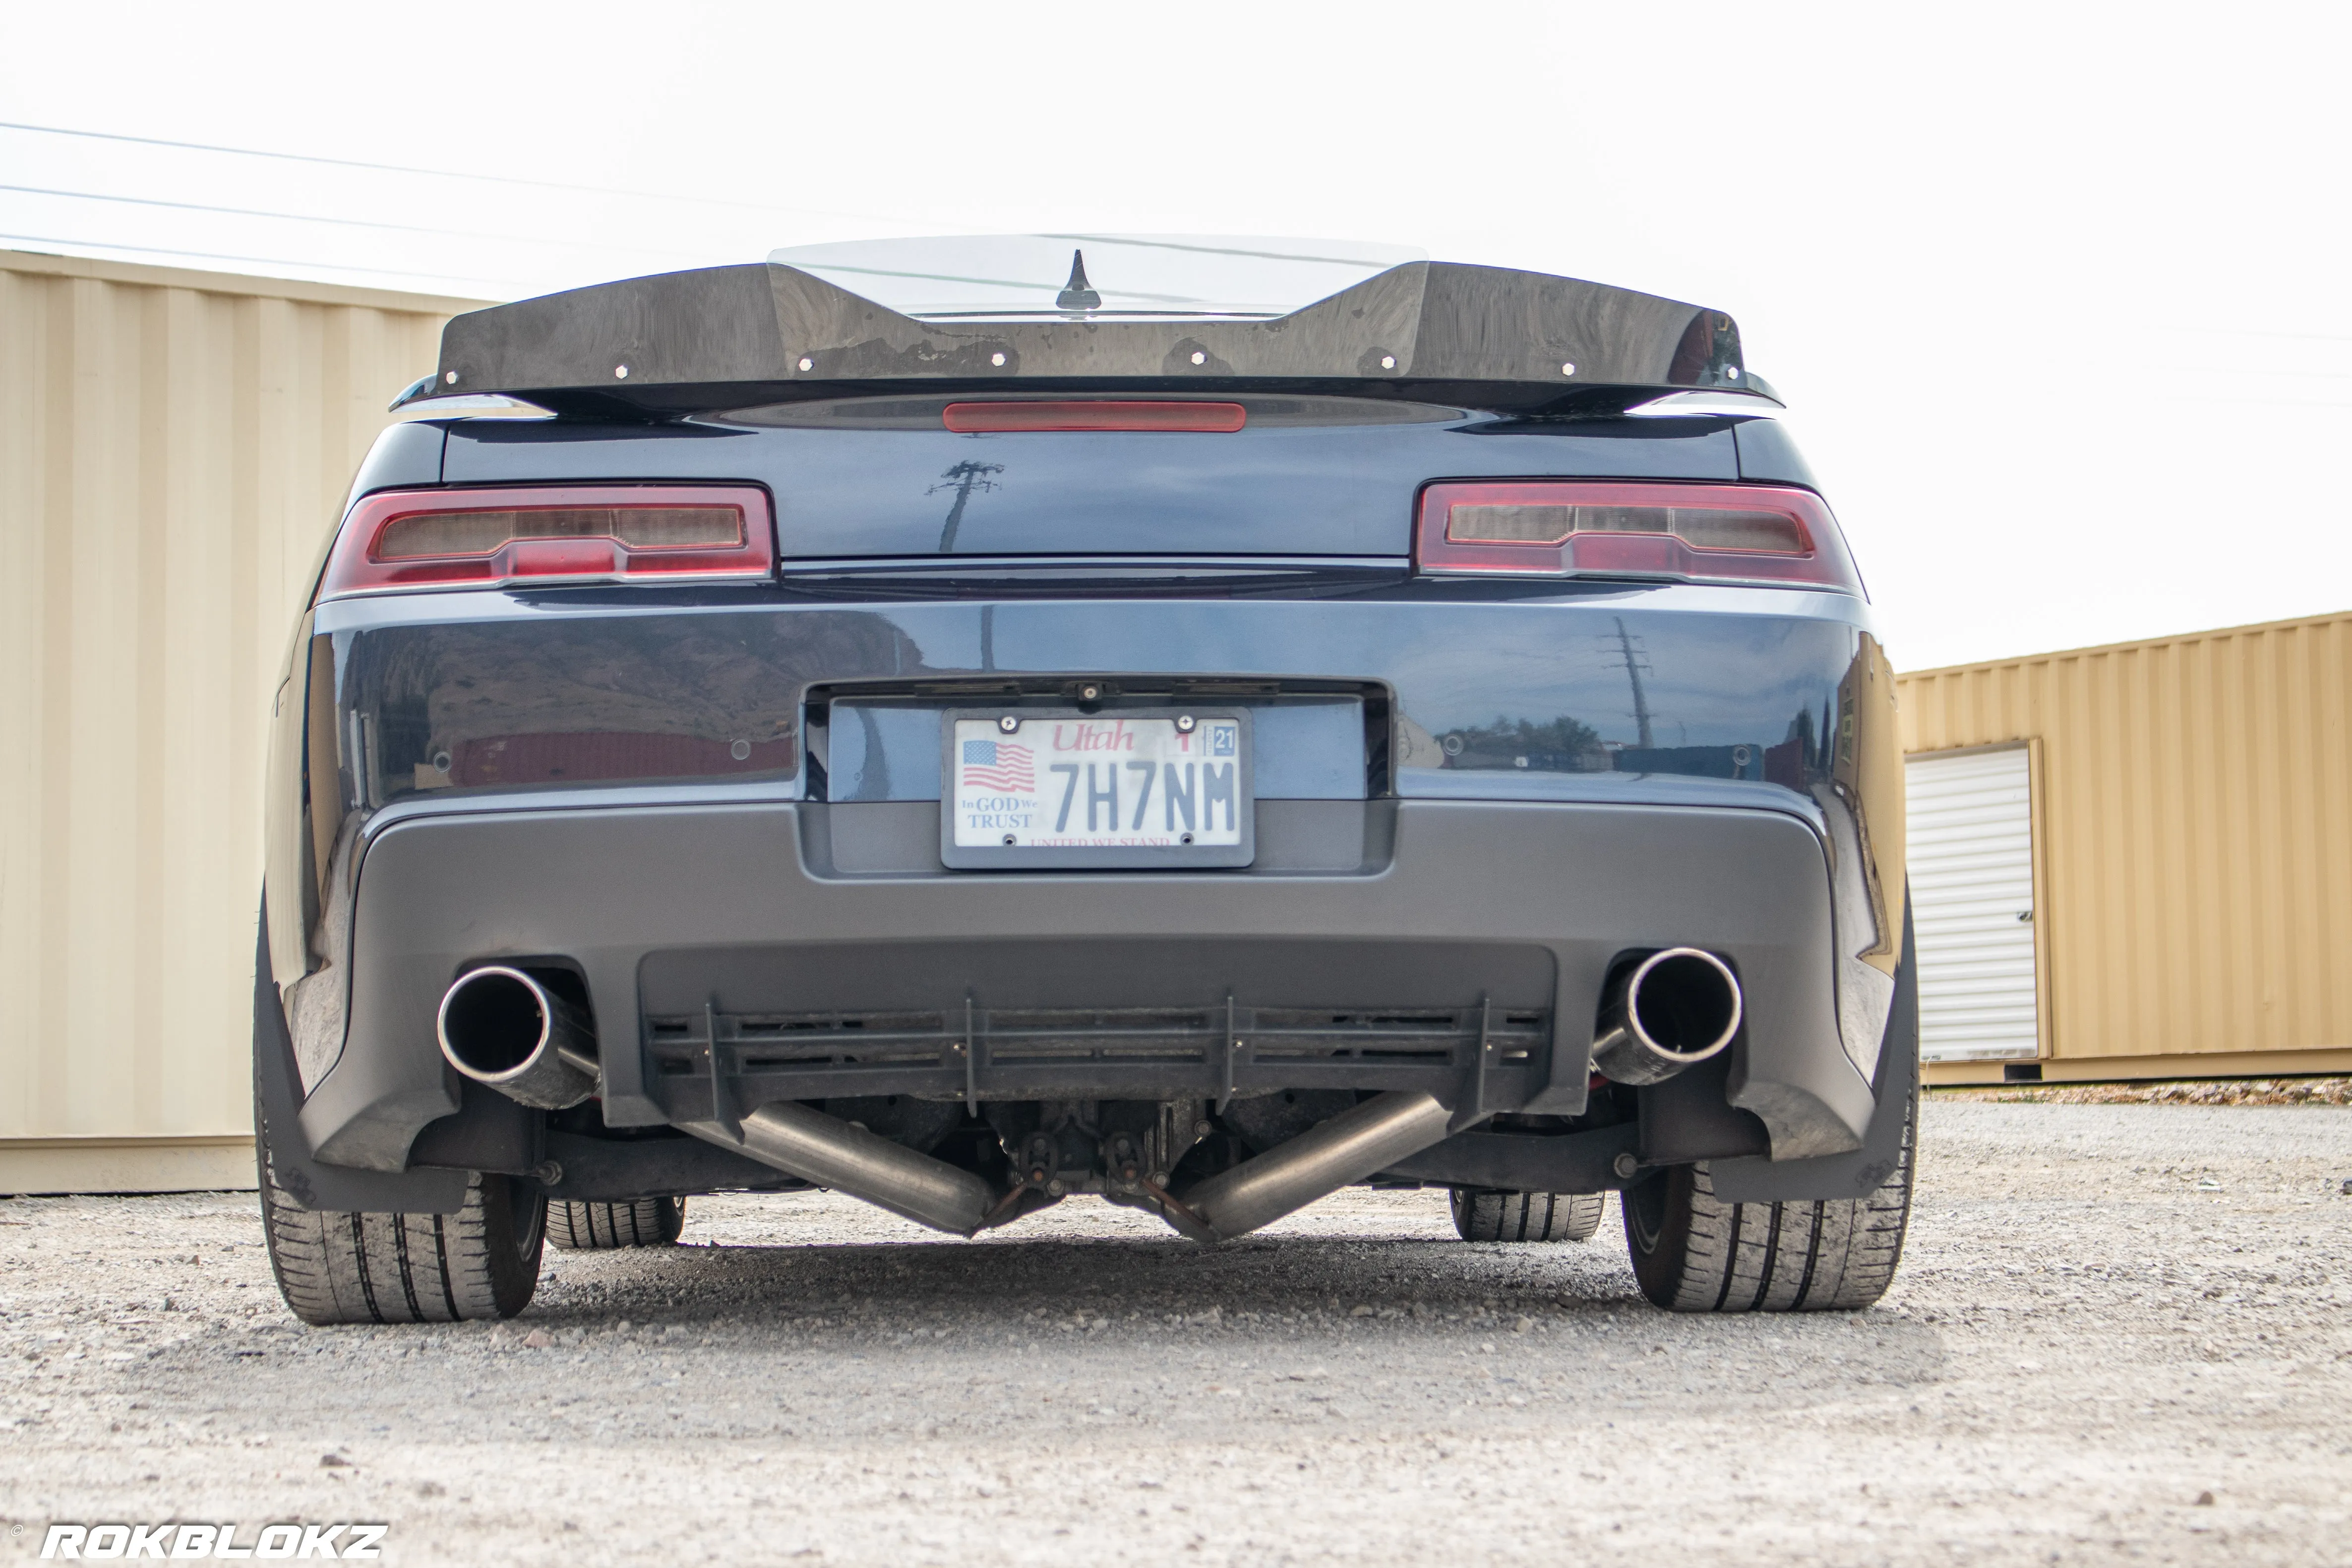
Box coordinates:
[258,1126,544,1326]
[1621,1080,1914,1313]
[548,1196,686,1250]
[1449,1187,1605,1242]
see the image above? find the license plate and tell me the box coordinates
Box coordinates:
[941,709,1254,869]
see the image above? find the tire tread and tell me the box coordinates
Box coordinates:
[1625,1086,1915,1314]
[1450,1187,1606,1243]
[547,1197,686,1251]
[258,1140,543,1325]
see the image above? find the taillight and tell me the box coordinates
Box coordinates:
[1416,481,1861,593]
[319,485,775,600]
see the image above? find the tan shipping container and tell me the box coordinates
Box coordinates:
[0,249,481,1192]
[1900,612,2352,1083]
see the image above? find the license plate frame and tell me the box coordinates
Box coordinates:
[939,708,1255,870]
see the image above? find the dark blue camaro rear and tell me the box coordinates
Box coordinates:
[254,240,1915,1323]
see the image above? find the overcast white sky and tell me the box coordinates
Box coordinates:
[4,2,2346,669]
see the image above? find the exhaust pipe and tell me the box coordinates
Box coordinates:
[437,965,599,1109]
[1169,1090,1455,1243]
[681,1102,997,1237]
[1590,947,1743,1086]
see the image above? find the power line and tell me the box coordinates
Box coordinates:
[0,233,523,295]
[2153,393,2352,410]
[2158,322,2352,345]
[0,119,915,226]
[0,182,719,260]
[798,260,1200,305]
[2166,363,2352,381]
[1044,233,1415,267]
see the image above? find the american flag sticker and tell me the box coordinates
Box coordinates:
[960,737,1035,790]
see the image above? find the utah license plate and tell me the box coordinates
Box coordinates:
[940,709,1254,870]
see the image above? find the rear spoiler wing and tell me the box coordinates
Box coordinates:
[421,260,1751,418]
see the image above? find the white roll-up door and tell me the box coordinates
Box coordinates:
[1905,746,2041,1062]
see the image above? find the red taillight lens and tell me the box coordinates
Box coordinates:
[942,401,1247,433]
[1416,481,1860,592]
[319,485,776,600]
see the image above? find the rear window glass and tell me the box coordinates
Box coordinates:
[767,234,1422,320]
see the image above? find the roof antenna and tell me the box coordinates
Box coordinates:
[1055,248,1101,311]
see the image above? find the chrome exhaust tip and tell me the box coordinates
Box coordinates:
[436,965,599,1109]
[1590,947,1743,1086]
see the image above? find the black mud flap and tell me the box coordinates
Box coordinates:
[1707,906,1918,1205]
[253,907,468,1214]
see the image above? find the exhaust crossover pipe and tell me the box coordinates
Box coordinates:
[1163,1090,1456,1243]
[1590,947,1743,1086]
[677,1091,1451,1245]
[680,1102,998,1237]
[438,966,600,1109]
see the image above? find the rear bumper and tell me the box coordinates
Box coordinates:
[294,795,1875,1172]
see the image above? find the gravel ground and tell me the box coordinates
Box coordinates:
[2,1101,2349,1566]
[1933,1079,2352,1107]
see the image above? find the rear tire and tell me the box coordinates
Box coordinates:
[1620,1078,1914,1313]
[259,1135,544,1326]
[1450,1187,1606,1242]
[548,1196,686,1250]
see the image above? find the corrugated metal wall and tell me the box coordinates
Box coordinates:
[1899,612,2352,1065]
[0,249,477,1183]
